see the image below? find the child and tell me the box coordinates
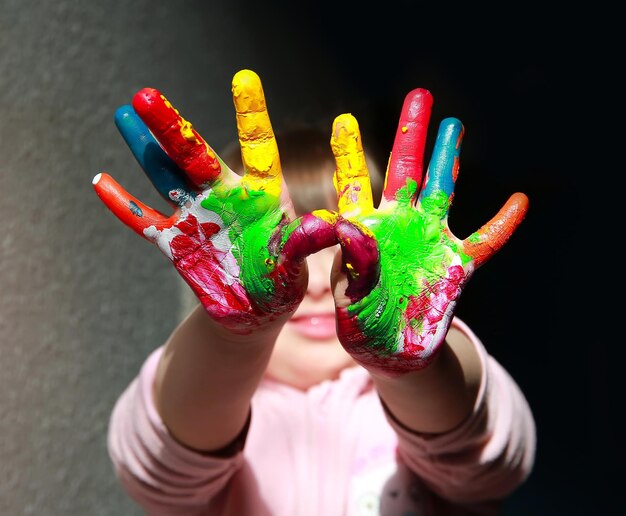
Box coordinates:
[94,69,536,515]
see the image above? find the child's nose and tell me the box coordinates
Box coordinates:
[306,251,332,299]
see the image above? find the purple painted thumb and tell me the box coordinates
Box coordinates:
[336,218,380,301]
[280,211,339,275]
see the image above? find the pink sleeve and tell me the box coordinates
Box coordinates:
[385,317,536,504]
[107,346,244,514]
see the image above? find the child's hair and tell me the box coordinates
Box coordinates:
[221,125,383,215]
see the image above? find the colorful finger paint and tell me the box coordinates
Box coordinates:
[332,89,529,376]
[383,88,433,203]
[132,88,223,189]
[232,70,282,199]
[330,114,374,217]
[115,105,193,206]
[94,70,340,333]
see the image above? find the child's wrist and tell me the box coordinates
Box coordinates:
[198,306,291,348]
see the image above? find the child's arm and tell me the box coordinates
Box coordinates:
[152,303,280,452]
[328,89,529,433]
[95,70,335,452]
[369,325,482,434]
[327,90,534,502]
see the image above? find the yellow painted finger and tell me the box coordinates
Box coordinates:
[331,114,374,217]
[231,69,281,198]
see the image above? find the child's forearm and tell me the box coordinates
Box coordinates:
[153,304,284,453]
[370,327,482,435]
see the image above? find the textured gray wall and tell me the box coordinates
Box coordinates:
[0,1,352,514]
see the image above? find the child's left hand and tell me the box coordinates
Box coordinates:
[328,88,529,376]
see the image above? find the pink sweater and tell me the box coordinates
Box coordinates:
[107,318,536,515]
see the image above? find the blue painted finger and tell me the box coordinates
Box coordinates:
[115,105,193,206]
[418,117,464,217]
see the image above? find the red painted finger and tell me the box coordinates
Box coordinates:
[383,88,433,203]
[463,192,529,268]
[92,172,173,238]
[335,218,380,302]
[280,210,339,275]
[132,88,223,189]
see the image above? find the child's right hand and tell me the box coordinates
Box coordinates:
[93,70,337,334]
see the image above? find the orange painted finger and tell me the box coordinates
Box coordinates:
[92,172,172,238]
[463,192,529,268]
[330,113,374,217]
[132,88,223,189]
[231,70,282,198]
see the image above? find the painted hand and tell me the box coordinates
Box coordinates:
[330,89,529,375]
[93,70,336,333]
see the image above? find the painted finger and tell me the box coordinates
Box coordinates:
[115,105,193,207]
[132,88,223,189]
[231,70,281,198]
[463,192,529,268]
[331,114,374,217]
[417,118,464,219]
[280,210,339,268]
[335,218,380,302]
[383,88,433,203]
[236,210,339,315]
[92,172,172,238]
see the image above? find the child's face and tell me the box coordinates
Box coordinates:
[265,244,356,390]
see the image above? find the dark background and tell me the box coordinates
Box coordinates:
[231,4,618,512]
[0,0,618,513]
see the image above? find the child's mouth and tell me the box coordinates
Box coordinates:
[287,313,337,340]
